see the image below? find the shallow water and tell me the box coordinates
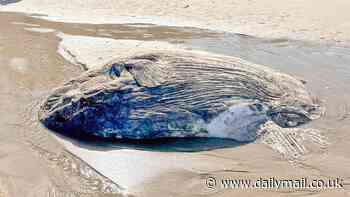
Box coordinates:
[0,11,349,196]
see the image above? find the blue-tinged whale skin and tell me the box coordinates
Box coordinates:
[38,51,323,142]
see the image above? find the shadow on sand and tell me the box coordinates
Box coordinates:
[48,126,246,153]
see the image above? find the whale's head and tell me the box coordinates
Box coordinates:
[38,61,138,139]
[39,54,178,139]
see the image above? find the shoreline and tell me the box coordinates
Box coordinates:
[1,0,350,44]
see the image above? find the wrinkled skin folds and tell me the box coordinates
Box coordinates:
[39,51,323,141]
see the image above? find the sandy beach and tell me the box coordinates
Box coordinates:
[1,1,350,197]
[2,0,350,43]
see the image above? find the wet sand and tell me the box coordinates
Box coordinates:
[0,12,125,197]
[0,11,350,197]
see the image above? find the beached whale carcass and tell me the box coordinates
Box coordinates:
[38,51,325,157]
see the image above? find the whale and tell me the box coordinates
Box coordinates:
[38,51,326,159]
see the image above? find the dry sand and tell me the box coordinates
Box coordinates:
[1,0,350,43]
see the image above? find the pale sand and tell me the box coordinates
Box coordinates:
[1,0,350,43]
[24,27,56,33]
[57,33,187,70]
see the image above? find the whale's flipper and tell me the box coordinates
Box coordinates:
[258,121,328,161]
